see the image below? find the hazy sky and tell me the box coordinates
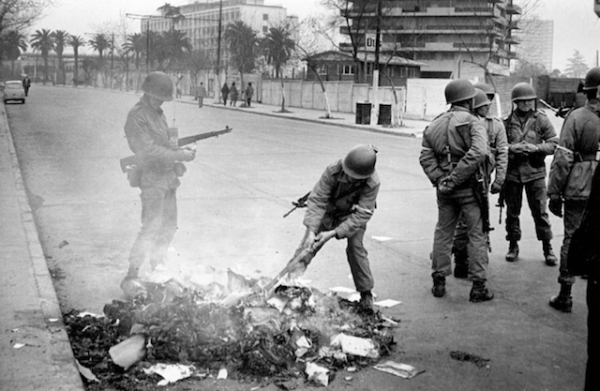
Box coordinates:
[32,0,600,73]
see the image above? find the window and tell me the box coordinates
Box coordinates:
[341,64,355,75]
[263,14,269,21]
[317,65,328,74]
[263,26,268,33]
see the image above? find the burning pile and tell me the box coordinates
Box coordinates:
[65,273,397,389]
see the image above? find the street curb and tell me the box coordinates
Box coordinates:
[0,104,86,390]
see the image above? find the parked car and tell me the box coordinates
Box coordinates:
[3,80,25,104]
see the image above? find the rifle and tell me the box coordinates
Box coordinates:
[283,192,311,218]
[496,187,505,225]
[539,99,570,119]
[119,126,232,173]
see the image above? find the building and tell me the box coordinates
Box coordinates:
[514,19,553,72]
[340,0,522,79]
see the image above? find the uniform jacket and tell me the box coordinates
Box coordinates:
[420,106,489,196]
[548,102,600,200]
[124,95,187,190]
[481,114,509,188]
[504,109,558,183]
[304,160,380,239]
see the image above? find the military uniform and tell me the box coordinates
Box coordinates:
[420,106,490,283]
[504,109,558,245]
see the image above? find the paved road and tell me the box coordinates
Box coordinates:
[6,85,586,391]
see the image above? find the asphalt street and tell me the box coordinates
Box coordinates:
[4,85,587,391]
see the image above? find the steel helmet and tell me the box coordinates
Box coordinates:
[511,82,537,101]
[342,144,377,179]
[473,88,491,109]
[141,72,174,101]
[445,79,477,104]
[473,82,495,97]
[583,67,600,90]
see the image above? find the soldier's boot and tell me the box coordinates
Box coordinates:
[549,284,573,313]
[453,248,469,279]
[543,240,558,266]
[469,280,494,303]
[432,276,446,298]
[505,241,519,262]
[359,291,374,310]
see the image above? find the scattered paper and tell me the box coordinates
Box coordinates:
[217,367,228,379]
[374,299,402,308]
[329,286,356,294]
[331,334,379,358]
[77,311,104,318]
[372,236,393,242]
[374,360,424,379]
[143,363,194,386]
[13,343,26,349]
[306,362,329,386]
[76,360,99,382]
[48,318,59,323]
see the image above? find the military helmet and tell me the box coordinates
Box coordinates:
[473,82,495,97]
[141,72,174,101]
[473,88,491,109]
[511,82,537,101]
[445,79,477,104]
[583,67,600,91]
[342,144,377,179]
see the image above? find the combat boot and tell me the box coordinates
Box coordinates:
[469,281,494,303]
[549,284,573,313]
[543,240,558,266]
[432,276,446,298]
[505,241,519,262]
[359,291,374,310]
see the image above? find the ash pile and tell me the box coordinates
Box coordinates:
[65,268,398,389]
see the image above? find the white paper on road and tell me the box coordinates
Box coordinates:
[374,299,402,308]
[329,286,356,294]
[372,236,393,242]
[374,360,425,379]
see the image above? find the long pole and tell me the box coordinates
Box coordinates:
[370,0,382,125]
[146,20,150,73]
[215,0,223,102]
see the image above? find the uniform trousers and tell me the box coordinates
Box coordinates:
[586,277,600,391]
[504,178,552,242]
[559,200,587,286]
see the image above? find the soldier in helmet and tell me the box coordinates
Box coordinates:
[420,79,493,302]
[287,144,380,310]
[547,67,600,313]
[452,86,508,278]
[503,82,558,265]
[122,71,196,291]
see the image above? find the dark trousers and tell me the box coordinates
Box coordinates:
[504,178,553,242]
[559,200,587,286]
[129,187,178,272]
[586,277,600,390]
[222,95,228,106]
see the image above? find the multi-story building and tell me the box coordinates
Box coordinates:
[340,0,522,79]
[514,19,553,72]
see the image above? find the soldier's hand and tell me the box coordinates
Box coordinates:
[313,230,336,250]
[179,148,196,162]
[437,177,455,195]
[511,143,528,155]
[490,182,503,194]
[301,229,316,251]
[523,143,539,154]
[549,196,563,218]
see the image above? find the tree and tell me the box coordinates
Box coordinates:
[30,28,54,84]
[156,29,191,72]
[225,20,258,95]
[123,33,146,90]
[88,33,111,86]
[261,24,295,112]
[564,50,589,78]
[51,29,68,84]
[0,1,54,36]
[0,30,28,78]
[68,35,84,86]
[183,48,211,97]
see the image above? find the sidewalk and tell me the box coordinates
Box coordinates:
[0,104,84,390]
[179,95,429,138]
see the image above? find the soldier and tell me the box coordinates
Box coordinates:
[503,82,558,265]
[452,85,508,278]
[547,67,600,313]
[287,144,380,310]
[420,79,492,302]
[121,72,196,290]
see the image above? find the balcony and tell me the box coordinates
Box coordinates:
[509,20,519,30]
[504,35,522,45]
[506,3,522,15]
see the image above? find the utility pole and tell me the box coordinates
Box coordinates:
[110,33,114,89]
[215,0,223,102]
[370,0,382,126]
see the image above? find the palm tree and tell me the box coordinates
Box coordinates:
[51,30,69,84]
[159,29,191,71]
[68,35,84,86]
[261,25,295,112]
[88,33,111,87]
[225,21,258,95]
[1,30,28,78]
[123,33,146,90]
[30,29,54,84]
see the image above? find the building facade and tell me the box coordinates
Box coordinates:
[340,0,521,79]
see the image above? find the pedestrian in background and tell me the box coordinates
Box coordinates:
[229,82,238,107]
[221,82,229,106]
[547,67,600,313]
[420,79,493,302]
[287,144,380,310]
[196,82,207,108]
[452,85,508,278]
[121,72,196,291]
[246,82,254,107]
[22,75,31,96]
[503,82,558,265]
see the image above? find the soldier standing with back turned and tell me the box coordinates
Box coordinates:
[547,67,600,313]
[503,82,558,265]
[420,79,493,302]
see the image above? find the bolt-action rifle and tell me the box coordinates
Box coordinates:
[119,126,232,173]
[283,192,311,218]
[539,99,571,119]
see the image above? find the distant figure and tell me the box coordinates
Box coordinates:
[246,82,254,107]
[221,82,229,106]
[22,75,31,97]
[196,82,207,108]
[229,82,238,107]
